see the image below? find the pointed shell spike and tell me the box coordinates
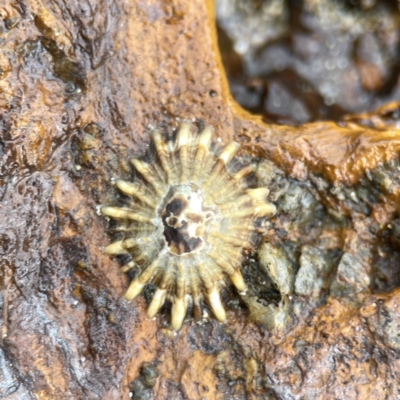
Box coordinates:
[124,279,145,301]
[104,238,136,255]
[171,296,187,330]
[202,141,240,190]
[147,288,167,318]
[177,123,191,182]
[101,206,153,223]
[130,158,165,196]
[246,187,270,202]
[208,287,227,322]
[152,129,176,184]
[230,270,247,292]
[218,141,240,165]
[197,126,214,149]
[192,126,214,181]
[176,122,191,148]
[115,179,155,208]
[255,203,276,217]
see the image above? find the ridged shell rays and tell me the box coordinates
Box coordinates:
[101,122,276,330]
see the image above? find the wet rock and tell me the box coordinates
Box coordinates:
[259,242,293,297]
[361,294,400,351]
[3,0,400,399]
[295,245,337,299]
[217,0,400,123]
[331,249,372,296]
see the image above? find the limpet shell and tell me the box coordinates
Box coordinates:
[102,122,276,330]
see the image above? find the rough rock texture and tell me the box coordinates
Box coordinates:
[216,0,400,124]
[1,0,400,399]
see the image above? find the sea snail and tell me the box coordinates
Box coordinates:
[101,122,276,330]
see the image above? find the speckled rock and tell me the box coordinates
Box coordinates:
[2,0,400,399]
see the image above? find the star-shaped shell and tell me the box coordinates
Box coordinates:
[101,122,276,330]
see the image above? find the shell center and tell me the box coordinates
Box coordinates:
[160,184,215,255]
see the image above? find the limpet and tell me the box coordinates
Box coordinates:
[102,122,276,330]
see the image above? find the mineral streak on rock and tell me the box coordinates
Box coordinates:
[101,121,276,330]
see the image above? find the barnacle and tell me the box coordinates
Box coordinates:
[101,122,276,330]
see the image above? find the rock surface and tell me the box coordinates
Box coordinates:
[1,0,400,399]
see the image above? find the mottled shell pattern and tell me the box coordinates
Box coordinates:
[101,122,276,330]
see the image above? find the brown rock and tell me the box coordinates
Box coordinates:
[1,1,400,399]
